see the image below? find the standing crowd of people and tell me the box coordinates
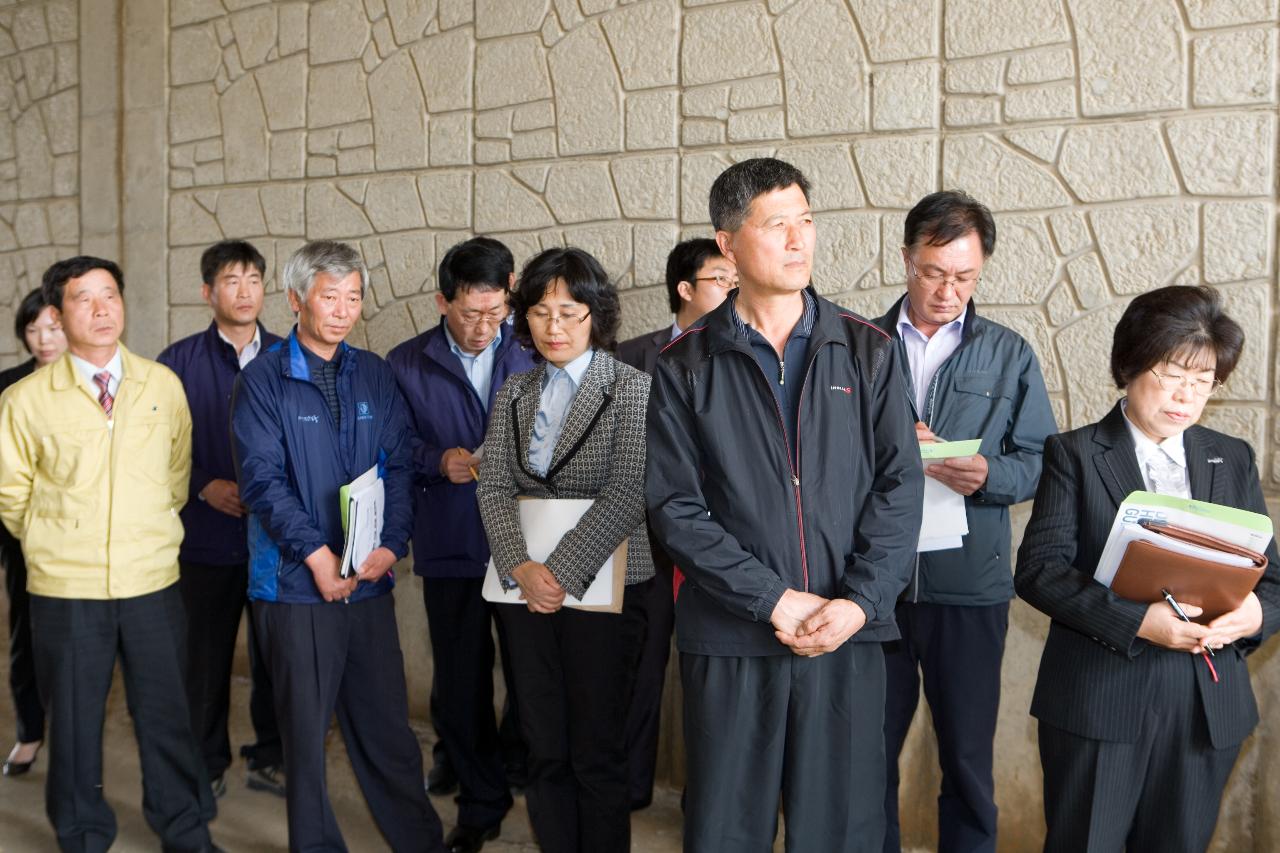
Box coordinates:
[0,157,1277,853]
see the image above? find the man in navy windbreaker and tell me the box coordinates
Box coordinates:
[157,239,284,800]
[387,237,533,852]
[231,240,445,853]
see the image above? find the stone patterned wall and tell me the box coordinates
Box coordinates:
[0,1,1273,849]
[162,0,1280,487]
[158,6,1280,845]
[0,0,78,362]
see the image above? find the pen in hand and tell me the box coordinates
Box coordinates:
[1161,587,1218,683]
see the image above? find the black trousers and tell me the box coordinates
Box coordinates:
[254,594,445,853]
[30,584,214,853]
[421,577,516,828]
[623,556,674,809]
[1038,648,1241,852]
[4,547,44,744]
[497,579,648,853]
[178,561,281,779]
[882,601,1008,853]
[682,641,887,853]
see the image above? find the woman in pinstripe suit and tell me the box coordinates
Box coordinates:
[1015,285,1280,852]
[477,247,654,853]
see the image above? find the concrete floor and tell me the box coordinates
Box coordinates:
[0,640,688,852]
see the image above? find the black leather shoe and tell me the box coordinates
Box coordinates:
[425,761,458,796]
[444,824,500,853]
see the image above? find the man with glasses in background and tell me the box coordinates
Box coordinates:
[388,237,534,853]
[614,238,735,811]
[873,191,1056,853]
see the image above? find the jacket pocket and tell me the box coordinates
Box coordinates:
[953,371,1013,401]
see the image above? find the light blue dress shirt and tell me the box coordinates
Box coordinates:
[443,323,502,411]
[896,297,966,417]
[527,348,594,477]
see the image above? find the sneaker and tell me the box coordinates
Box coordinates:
[246,764,286,798]
[211,774,227,799]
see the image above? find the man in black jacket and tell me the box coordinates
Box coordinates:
[873,193,1055,853]
[645,158,923,852]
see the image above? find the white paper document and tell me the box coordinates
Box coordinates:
[339,464,384,578]
[916,439,977,553]
[483,498,617,609]
[918,477,968,552]
[1093,490,1274,587]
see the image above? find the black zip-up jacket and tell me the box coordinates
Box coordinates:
[645,289,924,656]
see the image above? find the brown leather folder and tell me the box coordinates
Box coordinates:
[1111,521,1268,623]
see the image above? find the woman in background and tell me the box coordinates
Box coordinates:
[1,286,67,776]
[1015,285,1280,851]
[477,247,653,853]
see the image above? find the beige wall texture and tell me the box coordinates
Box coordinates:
[0,0,1278,849]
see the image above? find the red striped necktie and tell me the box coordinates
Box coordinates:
[94,371,114,418]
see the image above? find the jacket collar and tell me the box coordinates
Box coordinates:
[702,286,847,357]
[1091,400,1226,507]
[509,349,617,472]
[876,293,983,345]
[203,320,281,361]
[282,328,353,382]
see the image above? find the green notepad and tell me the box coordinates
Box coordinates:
[919,439,981,460]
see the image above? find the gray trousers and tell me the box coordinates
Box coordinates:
[681,641,887,853]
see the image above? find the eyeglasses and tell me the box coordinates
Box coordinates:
[906,257,980,290]
[455,308,507,328]
[1149,369,1223,397]
[526,309,591,328]
[694,274,739,291]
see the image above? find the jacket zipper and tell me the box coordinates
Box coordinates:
[740,351,811,592]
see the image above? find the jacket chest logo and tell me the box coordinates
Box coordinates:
[829,385,852,395]
[297,414,320,424]
[356,401,373,421]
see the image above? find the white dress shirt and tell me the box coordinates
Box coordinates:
[70,348,123,400]
[218,325,262,370]
[1122,398,1191,498]
[896,298,966,417]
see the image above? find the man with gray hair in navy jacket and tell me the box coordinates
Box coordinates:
[158,239,284,801]
[232,240,445,853]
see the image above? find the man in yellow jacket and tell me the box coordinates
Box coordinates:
[0,257,217,852]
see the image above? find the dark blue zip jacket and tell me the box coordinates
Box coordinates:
[158,322,283,566]
[231,330,414,604]
[875,296,1057,605]
[386,321,535,578]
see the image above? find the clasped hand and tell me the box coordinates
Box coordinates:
[305,544,397,602]
[1137,592,1263,655]
[770,589,867,657]
[511,560,565,614]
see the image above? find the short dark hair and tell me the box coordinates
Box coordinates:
[42,256,125,310]
[438,236,515,301]
[1111,285,1244,388]
[665,238,724,314]
[903,191,997,257]
[200,240,266,286]
[708,157,811,232]
[14,286,52,350]
[512,247,621,352]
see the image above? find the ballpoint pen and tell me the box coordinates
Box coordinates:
[1161,587,1218,683]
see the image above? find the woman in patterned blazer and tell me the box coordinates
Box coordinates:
[477,247,654,853]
